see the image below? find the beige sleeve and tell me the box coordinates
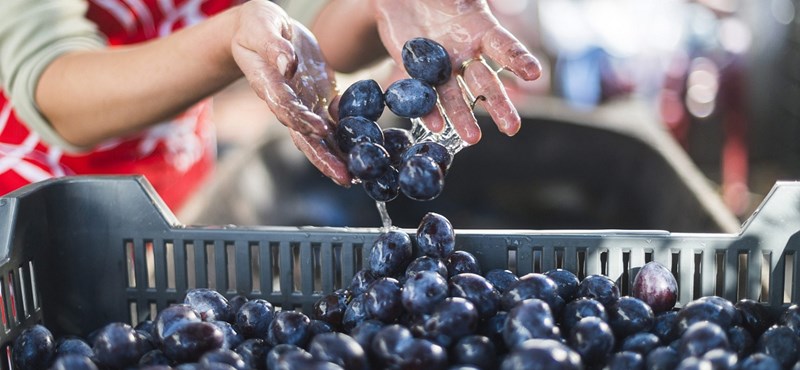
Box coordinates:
[0,0,105,152]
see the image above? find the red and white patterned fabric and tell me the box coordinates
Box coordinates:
[0,0,239,210]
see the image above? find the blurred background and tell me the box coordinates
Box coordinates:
[179,0,800,234]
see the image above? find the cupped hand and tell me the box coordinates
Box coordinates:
[373,0,542,145]
[231,0,350,186]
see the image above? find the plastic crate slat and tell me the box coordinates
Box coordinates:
[341,243,355,289]
[320,242,334,294]
[234,240,252,295]
[279,241,293,305]
[679,250,695,302]
[769,253,785,305]
[701,247,717,299]
[516,245,532,276]
[300,242,313,296]
[541,245,555,273]
[152,239,168,294]
[607,247,622,282]
[259,241,274,296]
[173,240,189,293]
[724,249,739,300]
[191,239,207,289]
[212,240,226,294]
[747,250,763,301]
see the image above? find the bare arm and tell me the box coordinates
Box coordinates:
[310,0,386,73]
[36,7,241,147]
[36,0,330,149]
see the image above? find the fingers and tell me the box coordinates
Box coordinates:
[462,58,521,136]
[481,25,541,81]
[288,130,352,187]
[236,1,298,78]
[233,45,329,137]
[436,78,481,145]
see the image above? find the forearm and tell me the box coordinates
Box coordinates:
[311,0,386,73]
[35,6,242,148]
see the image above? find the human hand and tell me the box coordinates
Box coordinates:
[231,1,350,186]
[285,21,352,186]
[373,0,542,145]
[231,0,330,139]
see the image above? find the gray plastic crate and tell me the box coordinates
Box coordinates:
[0,175,797,368]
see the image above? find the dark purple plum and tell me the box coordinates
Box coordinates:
[153,304,202,345]
[348,320,384,352]
[161,321,225,363]
[312,289,351,331]
[479,311,509,354]
[421,297,480,347]
[364,277,404,323]
[266,344,311,370]
[577,274,620,308]
[228,295,249,316]
[560,297,608,335]
[338,79,385,121]
[621,332,661,355]
[266,311,311,347]
[646,346,680,370]
[342,293,370,332]
[199,349,246,370]
[49,354,97,370]
[335,116,384,154]
[401,37,452,86]
[402,270,448,314]
[210,320,244,350]
[349,269,379,296]
[780,304,800,337]
[702,349,738,370]
[399,155,445,201]
[370,324,415,369]
[235,299,274,340]
[445,250,482,277]
[139,349,172,366]
[675,357,715,370]
[544,268,580,302]
[568,317,615,363]
[55,337,93,358]
[402,141,452,172]
[12,324,55,370]
[416,212,456,259]
[449,272,500,319]
[485,269,520,295]
[727,325,755,358]
[738,353,783,370]
[233,338,269,370]
[384,78,438,118]
[605,351,645,370]
[736,299,776,338]
[363,166,400,202]
[382,128,413,166]
[755,325,800,368]
[308,332,368,370]
[405,256,448,279]
[651,310,680,344]
[501,273,564,315]
[347,141,391,181]
[500,339,582,370]
[368,230,413,277]
[631,261,678,314]
[93,322,150,368]
[608,296,655,339]
[307,320,334,337]
[677,321,730,359]
[398,338,448,369]
[503,298,560,349]
[676,297,738,335]
[452,335,496,369]
[184,288,233,322]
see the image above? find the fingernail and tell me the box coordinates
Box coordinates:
[519,54,542,80]
[277,53,290,77]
